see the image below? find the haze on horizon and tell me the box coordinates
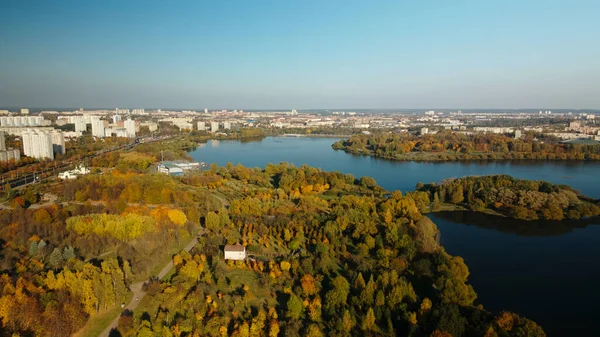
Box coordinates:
[1,0,599,110]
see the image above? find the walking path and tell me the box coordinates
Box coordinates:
[98,235,199,337]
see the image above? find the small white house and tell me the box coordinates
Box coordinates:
[224,244,246,260]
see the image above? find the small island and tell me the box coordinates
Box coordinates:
[413,175,600,221]
[332,132,600,161]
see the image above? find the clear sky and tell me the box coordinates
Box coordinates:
[0,0,599,109]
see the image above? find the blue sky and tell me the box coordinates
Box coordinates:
[0,0,599,109]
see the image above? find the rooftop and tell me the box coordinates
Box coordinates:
[224,244,245,252]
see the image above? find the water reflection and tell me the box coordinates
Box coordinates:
[431,211,600,237]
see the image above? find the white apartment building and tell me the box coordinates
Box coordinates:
[113,115,122,124]
[115,108,130,115]
[51,130,65,155]
[132,109,145,115]
[0,148,20,162]
[223,122,231,130]
[211,121,219,131]
[21,108,29,115]
[91,118,106,138]
[473,127,514,134]
[105,127,128,138]
[197,122,206,131]
[0,131,5,151]
[22,129,54,160]
[140,121,158,132]
[124,119,136,138]
[74,119,87,132]
[0,116,45,127]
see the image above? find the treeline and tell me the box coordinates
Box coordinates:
[333,132,600,161]
[417,175,600,220]
[117,163,544,337]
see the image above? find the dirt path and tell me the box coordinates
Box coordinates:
[98,235,200,337]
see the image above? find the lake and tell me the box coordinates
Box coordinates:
[189,137,600,336]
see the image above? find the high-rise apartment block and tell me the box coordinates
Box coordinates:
[0,116,44,127]
[91,118,106,138]
[74,119,87,132]
[211,121,219,131]
[124,119,136,138]
[197,122,206,131]
[51,130,65,155]
[22,130,54,160]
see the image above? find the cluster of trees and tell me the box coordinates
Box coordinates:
[116,163,545,337]
[0,168,227,336]
[417,175,600,220]
[333,132,600,161]
[0,257,131,337]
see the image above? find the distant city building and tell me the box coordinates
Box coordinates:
[0,116,45,127]
[91,118,105,138]
[22,129,54,160]
[204,108,208,113]
[0,149,20,162]
[132,109,145,115]
[74,119,87,132]
[223,121,231,130]
[124,119,136,138]
[420,127,429,135]
[113,115,122,124]
[211,121,219,131]
[21,108,29,115]
[51,130,65,155]
[424,111,435,116]
[197,122,206,131]
[115,108,130,115]
[140,121,158,132]
[473,127,513,134]
[0,131,19,162]
[105,127,128,138]
[0,110,9,115]
[515,130,522,139]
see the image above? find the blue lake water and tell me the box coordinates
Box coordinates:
[189,137,600,336]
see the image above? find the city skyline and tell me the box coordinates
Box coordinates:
[1,0,599,109]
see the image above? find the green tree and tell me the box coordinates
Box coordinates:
[286,294,303,320]
[205,211,220,231]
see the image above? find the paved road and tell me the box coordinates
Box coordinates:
[98,235,199,337]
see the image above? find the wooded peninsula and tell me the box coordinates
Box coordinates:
[332,132,600,161]
[414,175,600,221]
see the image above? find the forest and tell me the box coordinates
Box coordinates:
[6,152,558,337]
[332,132,600,161]
[0,158,549,337]
[416,175,600,221]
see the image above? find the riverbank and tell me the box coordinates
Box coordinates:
[334,146,600,162]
